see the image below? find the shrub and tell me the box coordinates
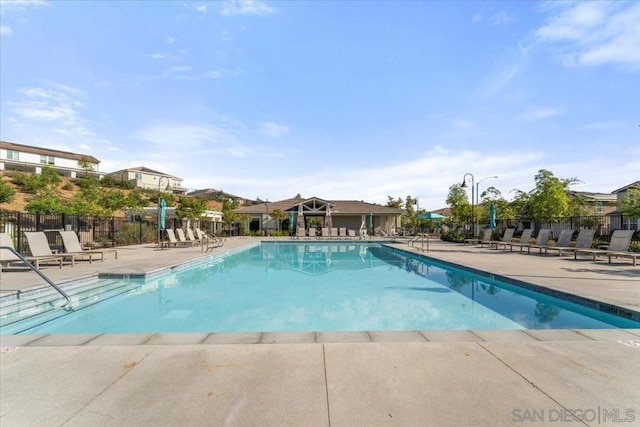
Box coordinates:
[62,182,75,191]
[0,180,17,203]
[113,223,157,246]
[440,231,465,243]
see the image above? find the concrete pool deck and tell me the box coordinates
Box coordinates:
[1,238,639,426]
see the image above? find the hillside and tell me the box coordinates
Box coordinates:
[0,175,223,214]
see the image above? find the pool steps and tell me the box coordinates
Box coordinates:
[0,279,140,333]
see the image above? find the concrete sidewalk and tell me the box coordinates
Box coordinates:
[1,238,639,426]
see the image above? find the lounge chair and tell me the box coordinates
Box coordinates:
[548,229,596,257]
[308,228,317,239]
[185,228,202,246]
[24,231,76,266]
[295,228,306,239]
[331,227,338,238]
[347,229,357,239]
[166,229,191,247]
[492,228,516,250]
[573,230,638,266]
[541,229,574,256]
[175,228,199,247]
[58,230,117,262]
[338,227,347,239]
[506,229,533,252]
[465,229,492,245]
[321,227,330,239]
[195,228,224,251]
[1,233,64,276]
[523,229,552,254]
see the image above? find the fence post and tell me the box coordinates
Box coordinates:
[139,216,143,244]
[111,217,115,247]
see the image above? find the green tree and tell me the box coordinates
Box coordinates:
[528,169,579,224]
[176,196,207,220]
[0,180,17,204]
[405,195,418,233]
[222,198,239,234]
[270,208,288,233]
[24,166,65,213]
[446,184,471,225]
[477,186,514,224]
[385,196,404,209]
[619,185,640,217]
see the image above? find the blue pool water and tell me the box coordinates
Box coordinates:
[2,242,638,334]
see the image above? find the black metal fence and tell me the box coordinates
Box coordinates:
[0,211,224,255]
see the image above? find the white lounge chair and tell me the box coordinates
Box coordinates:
[506,229,533,252]
[465,229,492,245]
[1,232,64,276]
[549,230,595,257]
[24,231,76,266]
[573,230,638,266]
[523,229,552,254]
[492,228,516,250]
[166,229,191,247]
[58,230,117,262]
[185,228,202,246]
[541,229,574,256]
[338,227,347,239]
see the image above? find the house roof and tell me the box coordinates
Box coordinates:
[235,196,404,215]
[106,166,182,180]
[0,140,100,164]
[612,181,640,194]
[567,190,617,202]
[188,188,251,202]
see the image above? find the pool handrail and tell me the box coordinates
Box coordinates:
[0,245,71,304]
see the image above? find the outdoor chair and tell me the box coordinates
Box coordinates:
[295,228,306,239]
[338,227,347,239]
[546,229,596,257]
[465,228,492,245]
[24,232,76,266]
[321,227,330,239]
[331,227,338,238]
[58,230,117,262]
[185,228,202,246]
[492,228,516,250]
[1,232,64,276]
[308,228,317,239]
[347,229,357,239]
[572,230,638,266]
[196,228,224,250]
[541,229,574,256]
[175,229,198,247]
[166,229,191,247]
[522,229,552,254]
[506,229,533,252]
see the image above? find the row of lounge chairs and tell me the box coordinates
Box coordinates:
[293,227,362,239]
[467,228,638,266]
[0,231,118,276]
[164,228,224,251]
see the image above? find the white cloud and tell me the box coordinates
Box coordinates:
[472,13,483,23]
[259,121,289,138]
[0,26,13,35]
[535,2,640,71]
[168,66,192,73]
[489,11,512,26]
[517,107,563,122]
[195,4,207,14]
[166,36,175,44]
[220,0,275,17]
[0,0,48,12]
[203,70,224,78]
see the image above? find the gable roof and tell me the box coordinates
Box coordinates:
[0,140,100,164]
[106,166,182,180]
[612,181,640,194]
[235,196,403,215]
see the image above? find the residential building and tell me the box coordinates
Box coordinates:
[0,140,101,178]
[609,181,640,231]
[105,167,186,194]
[567,190,617,216]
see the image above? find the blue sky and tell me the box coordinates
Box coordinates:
[1,0,638,210]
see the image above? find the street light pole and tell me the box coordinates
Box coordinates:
[476,176,499,232]
[265,198,269,236]
[461,173,475,237]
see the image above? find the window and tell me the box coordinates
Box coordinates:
[594,202,603,214]
[6,150,19,160]
[135,173,142,180]
[40,155,54,165]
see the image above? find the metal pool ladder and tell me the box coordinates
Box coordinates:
[0,245,71,304]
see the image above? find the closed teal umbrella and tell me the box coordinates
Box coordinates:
[289,211,294,230]
[369,212,373,229]
[489,203,496,229]
[159,199,167,231]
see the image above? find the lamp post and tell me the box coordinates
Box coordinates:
[265,198,269,236]
[461,173,474,237]
[157,176,169,247]
[476,176,499,233]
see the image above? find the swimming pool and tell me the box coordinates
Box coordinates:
[1,242,638,334]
